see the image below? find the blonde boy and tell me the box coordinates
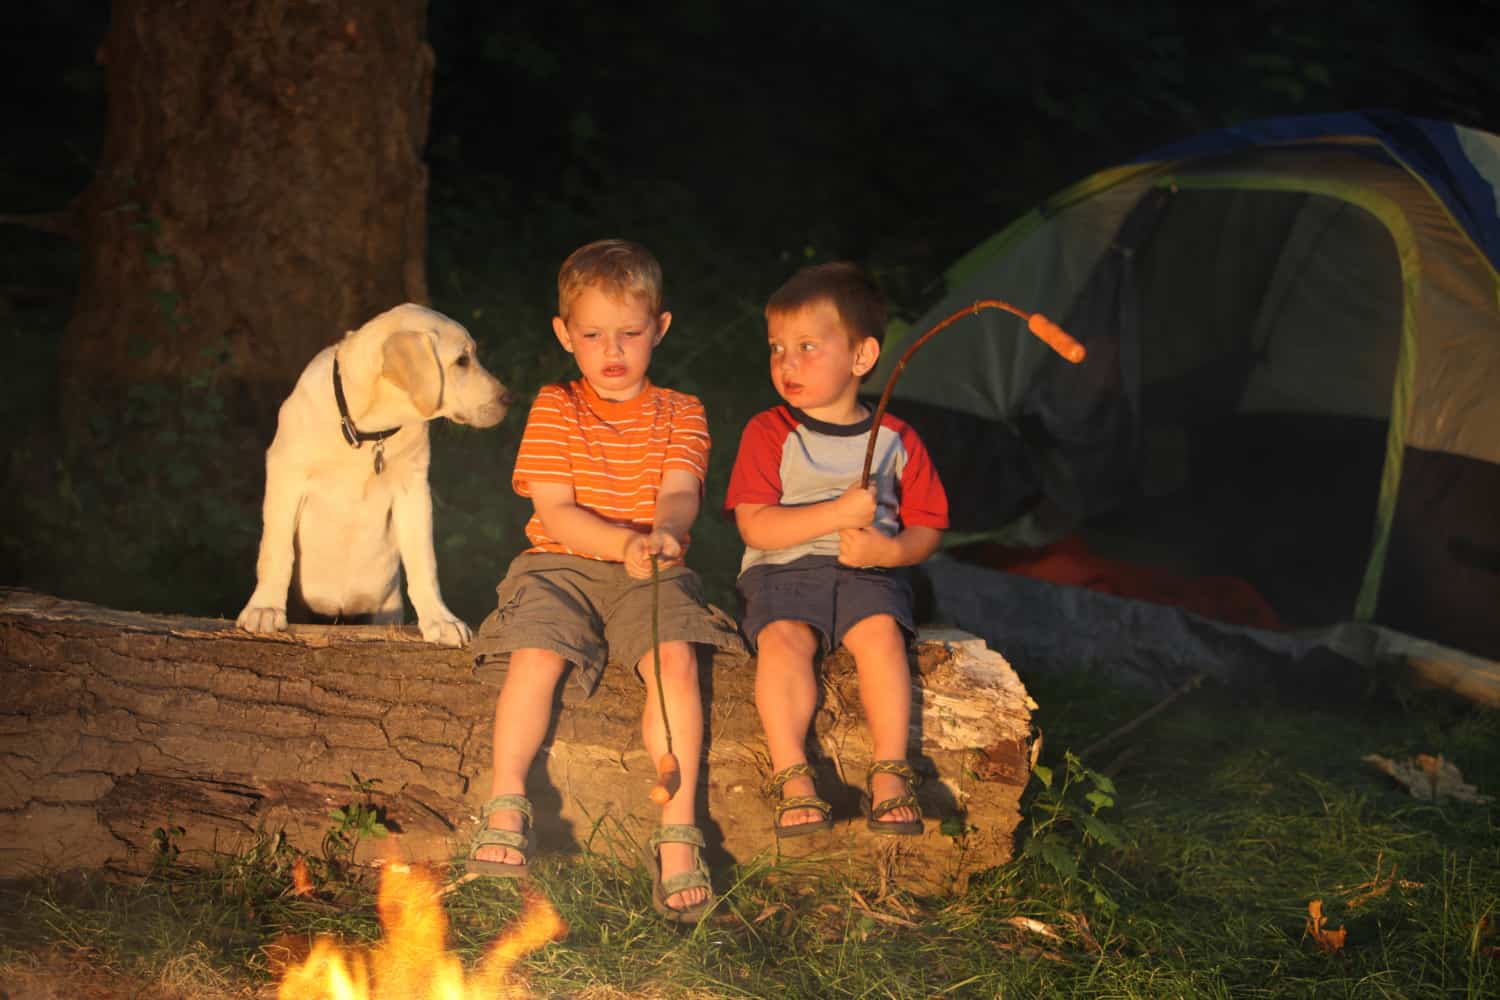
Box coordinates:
[724,262,949,837]
[470,239,742,923]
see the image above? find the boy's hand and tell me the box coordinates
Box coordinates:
[837,526,896,568]
[830,483,878,530]
[623,528,684,580]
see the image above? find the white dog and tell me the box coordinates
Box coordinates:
[237,303,510,646]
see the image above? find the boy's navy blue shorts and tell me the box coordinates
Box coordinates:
[736,554,915,653]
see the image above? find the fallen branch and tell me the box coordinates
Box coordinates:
[0,588,1036,895]
[1080,672,1206,762]
[0,208,80,240]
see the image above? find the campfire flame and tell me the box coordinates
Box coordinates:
[276,863,566,1000]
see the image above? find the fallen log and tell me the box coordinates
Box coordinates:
[0,588,1035,894]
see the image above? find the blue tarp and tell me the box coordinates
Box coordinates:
[1132,110,1500,275]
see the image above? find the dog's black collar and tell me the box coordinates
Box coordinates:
[333,355,400,473]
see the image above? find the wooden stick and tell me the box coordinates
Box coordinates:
[1080,671,1206,762]
[860,299,1085,487]
[647,554,680,805]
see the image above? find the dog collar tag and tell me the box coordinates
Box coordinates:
[373,439,385,475]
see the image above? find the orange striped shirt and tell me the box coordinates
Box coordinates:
[513,379,710,558]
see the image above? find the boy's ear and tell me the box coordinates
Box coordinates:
[852,336,881,377]
[654,311,672,345]
[551,316,575,354]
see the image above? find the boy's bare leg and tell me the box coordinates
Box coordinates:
[477,647,568,866]
[638,640,707,911]
[841,614,919,824]
[753,620,825,828]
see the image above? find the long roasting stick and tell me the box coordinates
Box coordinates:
[647,554,681,805]
[860,299,1086,488]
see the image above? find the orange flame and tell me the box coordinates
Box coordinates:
[277,863,566,1000]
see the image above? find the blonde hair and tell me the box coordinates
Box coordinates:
[557,239,664,320]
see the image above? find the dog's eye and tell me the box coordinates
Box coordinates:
[455,355,471,368]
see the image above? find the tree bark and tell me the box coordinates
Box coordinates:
[0,588,1035,895]
[62,0,433,415]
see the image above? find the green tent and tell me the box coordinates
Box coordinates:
[881,112,1500,678]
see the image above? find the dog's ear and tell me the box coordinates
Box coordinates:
[382,330,443,417]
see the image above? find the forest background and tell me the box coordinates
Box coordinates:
[3,0,1498,626]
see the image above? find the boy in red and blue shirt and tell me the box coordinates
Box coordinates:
[724,262,948,838]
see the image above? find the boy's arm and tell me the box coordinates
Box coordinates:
[530,481,643,561]
[623,469,701,579]
[834,419,947,568]
[733,483,877,551]
[837,523,942,569]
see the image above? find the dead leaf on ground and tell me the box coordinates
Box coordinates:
[994,939,1066,963]
[1476,915,1499,960]
[1063,911,1102,953]
[752,903,785,924]
[1306,899,1347,953]
[1003,915,1064,942]
[1339,852,1426,909]
[290,856,315,897]
[846,888,919,929]
[1361,753,1493,804]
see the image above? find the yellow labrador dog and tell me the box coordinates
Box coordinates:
[237,303,511,646]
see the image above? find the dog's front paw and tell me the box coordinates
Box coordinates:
[418,612,472,647]
[237,604,288,634]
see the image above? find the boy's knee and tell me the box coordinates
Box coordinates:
[509,647,567,670]
[756,619,819,660]
[638,641,696,682]
[841,614,904,654]
[501,648,569,689]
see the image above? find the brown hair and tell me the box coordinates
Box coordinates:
[765,261,888,347]
[557,238,664,319]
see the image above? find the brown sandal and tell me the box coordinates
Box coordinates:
[466,794,531,878]
[644,824,715,924]
[864,760,923,836]
[764,762,834,839]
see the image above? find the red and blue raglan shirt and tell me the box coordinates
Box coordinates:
[723,405,949,575]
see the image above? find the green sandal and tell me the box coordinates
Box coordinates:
[764,762,834,839]
[467,793,532,878]
[644,824,715,924]
[864,760,924,836]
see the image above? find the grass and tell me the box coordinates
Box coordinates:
[2,669,1495,998]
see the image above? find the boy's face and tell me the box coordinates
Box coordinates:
[552,283,671,401]
[766,299,880,423]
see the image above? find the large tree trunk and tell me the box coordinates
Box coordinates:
[0,589,1036,895]
[63,0,433,414]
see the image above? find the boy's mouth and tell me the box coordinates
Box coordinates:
[782,381,802,394]
[602,364,627,378]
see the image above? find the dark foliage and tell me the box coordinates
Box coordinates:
[3,0,1498,619]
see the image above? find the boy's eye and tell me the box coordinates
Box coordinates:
[800,342,817,352]
[769,343,783,354]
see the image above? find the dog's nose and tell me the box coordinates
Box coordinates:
[500,390,514,408]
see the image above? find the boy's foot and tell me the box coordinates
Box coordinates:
[868,770,919,825]
[469,795,530,874]
[769,769,832,832]
[864,760,923,835]
[645,824,714,923]
[658,840,709,912]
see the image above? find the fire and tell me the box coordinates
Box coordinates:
[276,863,566,1000]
